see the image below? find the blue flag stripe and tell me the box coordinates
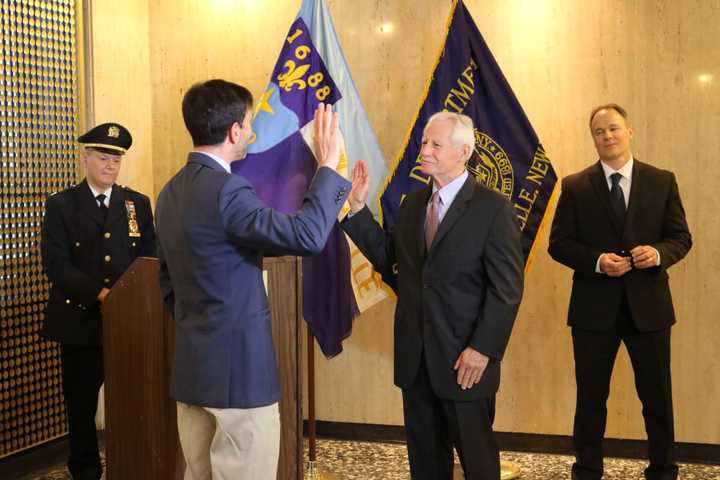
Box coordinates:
[235,0,386,357]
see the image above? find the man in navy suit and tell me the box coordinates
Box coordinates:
[549,104,692,480]
[155,79,350,480]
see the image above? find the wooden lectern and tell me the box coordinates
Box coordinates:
[102,257,182,479]
[102,256,303,479]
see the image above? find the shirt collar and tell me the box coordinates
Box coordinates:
[432,170,468,207]
[193,150,231,173]
[600,155,634,181]
[87,182,112,201]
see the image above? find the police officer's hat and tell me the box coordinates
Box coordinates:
[77,123,132,155]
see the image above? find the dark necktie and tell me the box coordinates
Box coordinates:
[96,194,109,220]
[425,191,440,250]
[609,173,626,224]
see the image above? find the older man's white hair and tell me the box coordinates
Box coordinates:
[424,111,475,152]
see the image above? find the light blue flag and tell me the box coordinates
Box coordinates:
[233,0,387,357]
[298,0,388,216]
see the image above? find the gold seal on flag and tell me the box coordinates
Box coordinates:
[468,130,514,199]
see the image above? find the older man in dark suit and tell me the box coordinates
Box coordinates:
[155,79,350,479]
[41,123,156,480]
[341,112,524,480]
[548,104,692,480]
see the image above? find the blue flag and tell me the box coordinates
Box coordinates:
[380,0,557,262]
[233,0,388,357]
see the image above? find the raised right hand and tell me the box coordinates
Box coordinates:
[349,160,371,213]
[313,103,343,171]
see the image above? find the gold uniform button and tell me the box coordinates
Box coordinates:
[103,278,110,284]
[132,242,136,247]
[75,242,80,247]
[104,232,111,239]
[104,255,111,262]
[65,299,70,304]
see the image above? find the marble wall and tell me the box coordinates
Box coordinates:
[87,0,720,443]
[87,0,154,197]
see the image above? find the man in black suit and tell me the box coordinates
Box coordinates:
[40,123,156,480]
[548,104,692,480]
[341,112,524,480]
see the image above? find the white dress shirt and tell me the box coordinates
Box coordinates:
[595,156,660,273]
[599,156,633,208]
[88,184,112,208]
[427,170,469,225]
[194,150,231,173]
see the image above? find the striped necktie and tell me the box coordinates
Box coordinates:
[425,191,440,250]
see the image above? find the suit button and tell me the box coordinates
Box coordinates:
[75,242,80,247]
[65,299,70,304]
[104,232,111,239]
[104,278,110,284]
[104,255,111,262]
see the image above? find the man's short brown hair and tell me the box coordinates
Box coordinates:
[589,103,628,129]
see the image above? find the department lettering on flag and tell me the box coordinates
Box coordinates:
[380,0,557,264]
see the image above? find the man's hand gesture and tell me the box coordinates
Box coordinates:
[313,103,343,171]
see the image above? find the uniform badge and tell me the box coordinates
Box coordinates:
[125,200,141,237]
[108,125,120,138]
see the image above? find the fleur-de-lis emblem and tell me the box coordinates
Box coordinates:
[277,60,309,92]
[108,126,120,138]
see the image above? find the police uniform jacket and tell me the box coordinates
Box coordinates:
[41,179,156,346]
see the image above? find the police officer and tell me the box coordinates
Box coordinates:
[40,123,156,480]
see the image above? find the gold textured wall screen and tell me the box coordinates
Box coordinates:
[0,0,79,458]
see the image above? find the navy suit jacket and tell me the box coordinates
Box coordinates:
[156,152,350,408]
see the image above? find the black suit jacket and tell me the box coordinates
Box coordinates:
[342,175,524,401]
[548,159,691,332]
[41,180,156,346]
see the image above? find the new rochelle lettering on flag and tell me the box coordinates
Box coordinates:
[233,0,388,357]
[380,0,557,263]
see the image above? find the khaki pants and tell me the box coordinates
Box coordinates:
[176,401,280,480]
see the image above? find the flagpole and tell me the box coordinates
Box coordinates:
[305,329,341,480]
[307,327,316,461]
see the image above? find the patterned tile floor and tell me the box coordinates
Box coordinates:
[18,439,720,479]
[309,440,720,479]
